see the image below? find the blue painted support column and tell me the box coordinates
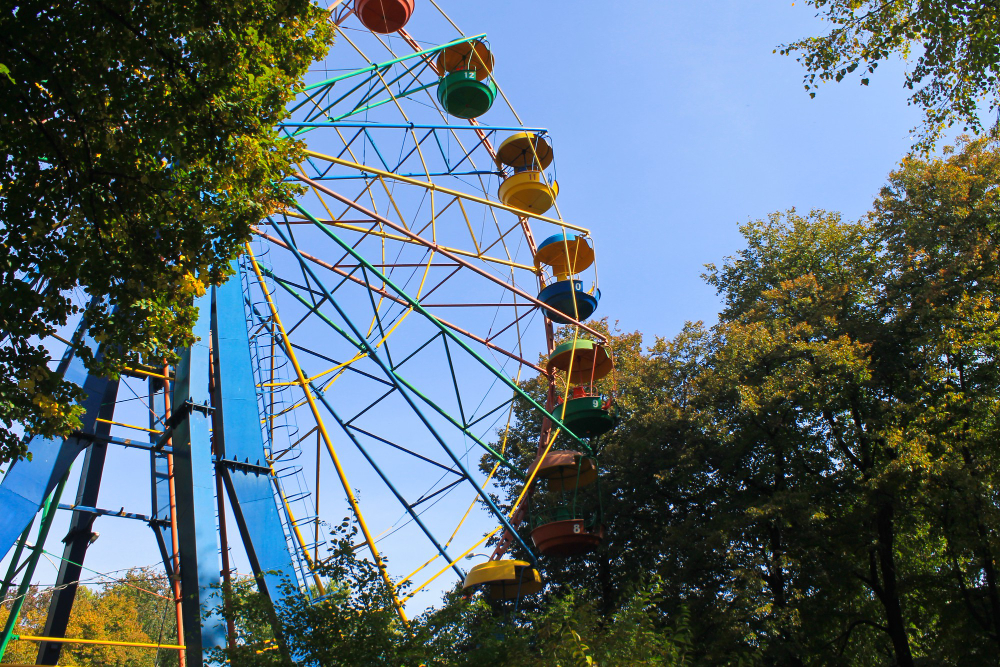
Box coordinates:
[171,295,225,666]
[211,277,298,630]
[0,329,118,560]
[0,473,70,659]
[36,375,119,665]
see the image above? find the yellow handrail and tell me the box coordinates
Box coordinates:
[12,634,184,650]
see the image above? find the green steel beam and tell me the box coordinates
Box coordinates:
[0,473,69,660]
[0,524,32,607]
[326,82,438,125]
[264,221,537,561]
[303,33,487,91]
[262,269,521,475]
[290,205,591,452]
[298,58,435,132]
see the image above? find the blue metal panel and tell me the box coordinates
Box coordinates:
[211,276,298,609]
[0,332,116,560]
[171,295,225,666]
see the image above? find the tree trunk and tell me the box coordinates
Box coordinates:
[976,528,1000,647]
[876,498,914,667]
[598,549,615,618]
[957,446,1000,646]
[765,437,804,666]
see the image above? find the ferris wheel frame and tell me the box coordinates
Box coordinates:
[0,3,610,665]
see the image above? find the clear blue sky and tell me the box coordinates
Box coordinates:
[5,0,933,622]
[441,0,923,340]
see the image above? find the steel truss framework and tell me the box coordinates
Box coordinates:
[0,2,606,665]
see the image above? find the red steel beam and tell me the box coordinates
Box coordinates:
[293,175,607,343]
[252,227,544,373]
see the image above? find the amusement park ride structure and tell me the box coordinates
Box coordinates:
[0,1,620,664]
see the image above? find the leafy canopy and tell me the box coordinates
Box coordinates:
[0,0,333,461]
[780,1,1000,148]
[0,568,177,666]
[480,137,1000,664]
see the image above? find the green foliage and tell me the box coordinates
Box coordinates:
[779,1,1000,148]
[0,0,333,462]
[213,521,411,666]
[214,520,692,667]
[483,137,1000,665]
[0,567,176,666]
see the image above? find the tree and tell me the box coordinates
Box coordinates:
[702,209,918,664]
[780,1,1000,149]
[481,322,736,662]
[873,136,1000,657]
[214,517,694,667]
[0,568,176,666]
[0,0,333,462]
[423,581,693,667]
[213,521,411,667]
[482,137,1000,665]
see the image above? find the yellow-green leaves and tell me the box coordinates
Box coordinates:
[0,0,334,462]
[781,1,1000,150]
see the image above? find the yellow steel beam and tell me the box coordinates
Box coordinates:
[12,634,183,650]
[272,214,535,272]
[245,244,410,627]
[123,366,172,381]
[300,152,590,234]
[95,418,161,435]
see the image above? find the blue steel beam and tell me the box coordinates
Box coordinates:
[309,386,466,581]
[261,273,518,471]
[0,473,69,660]
[171,294,225,666]
[0,525,32,604]
[289,194,591,452]
[55,503,167,526]
[282,123,546,178]
[267,221,538,562]
[240,286,467,576]
[304,58,433,126]
[302,34,487,91]
[343,423,461,476]
[36,375,119,665]
[409,477,464,509]
[283,171,499,183]
[211,277,300,627]
[389,128,435,176]
[312,82,439,126]
[148,377,175,580]
[240,302,469,478]
[278,122,548,132]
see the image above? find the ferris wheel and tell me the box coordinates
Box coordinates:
[0,1,619,664]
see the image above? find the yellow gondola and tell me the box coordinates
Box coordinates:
[496,132,558,214]
[462,559,542,600]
